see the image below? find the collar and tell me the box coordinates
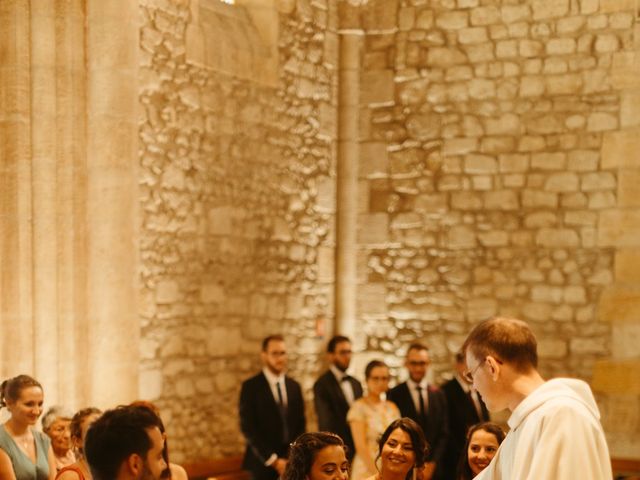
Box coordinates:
[329,364,349,381]
[262,367,285,385]
[455,374,471,393]
[407,377,428,390]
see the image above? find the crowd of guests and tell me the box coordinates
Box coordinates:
[0,317,613,480]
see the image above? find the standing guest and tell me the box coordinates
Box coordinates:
[456,423,505,480]
[441,353,489,480]
[42,407,76,471]
[366,418,428,480]
[0,375,56,480]
[129,401,187,480]
[282,432,348,480]
[462,316,613,479]
[84,405,167,480]
[239,335,306,480]
[56,407,102,480]
[347,360,399,480]
[313,335,363,460]
[387,343,449,480]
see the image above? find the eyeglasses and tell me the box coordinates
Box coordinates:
[463,358,485,383]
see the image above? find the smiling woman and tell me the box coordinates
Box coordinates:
[283,432,348,480]
[456,422,505,480]
[370,418,428,480]
[0,375,57,480]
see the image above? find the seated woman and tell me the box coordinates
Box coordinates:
[347,360,400,480]
[42,407,76,471]
[129,401,187,480]
[282,432,348,480]
[456,422,505,480]
[0,375,56,480]
[366,418,428,480]
[55,407,102,480]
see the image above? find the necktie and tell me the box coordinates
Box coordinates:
[276,381,289,442]
[416,385,426,418]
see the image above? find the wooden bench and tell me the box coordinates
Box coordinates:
[613,457,640,480]
[183,455,250,480]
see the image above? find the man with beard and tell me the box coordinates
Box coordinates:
[85,405,167,480]
[313,335,363,460]
[239,334,306,480]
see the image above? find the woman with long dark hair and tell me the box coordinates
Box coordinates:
[282,432,348,480]
[456,422,505,480]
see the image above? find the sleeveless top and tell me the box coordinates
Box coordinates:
[55,465,86,480]
[0,424,51,480]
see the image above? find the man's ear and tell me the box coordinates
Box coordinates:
[126,453,143,476]
[485,355,501,380]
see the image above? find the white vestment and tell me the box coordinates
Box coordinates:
[476,378,612,480]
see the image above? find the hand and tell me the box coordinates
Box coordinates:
[273,458,287,476]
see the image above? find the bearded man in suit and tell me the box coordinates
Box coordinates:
[239,335,306,480]
[313,335,363,460]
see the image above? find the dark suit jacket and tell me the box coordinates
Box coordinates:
[441,378,489,480]
[313,370,363,459]
[239,372,306,480]
[387,382,449,480]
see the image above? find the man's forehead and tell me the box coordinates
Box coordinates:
[266,340,286,352]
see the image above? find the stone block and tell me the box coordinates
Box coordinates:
[531,0,569,19]
[156,280,180,304]
[581,172,616,192]
[519,39,544,57]
[544,172,579,192]
[599,285,640,324]
[415,193,447,212]
[546,38,576,55]
[436,11,469,29]
[565,210,597,226]
[545,73,582,95]
[524,211,557,228]
[477,230,509,246]
[535,228,580,247]
[317,246,334,282]
[484,190,519,210]
[467,298,498,321]
[470,6,500,25]
[588,191,615,209]
[484,113,521,136]
[458,27,488,44]
[464,154,497,174]
[452,192,483,210]
[358,213,390,244]
[618,170,640,207]
[565,115,586,130]
[519,76,545,97]
[621,91,640,128]
[602,129,640,169]
[570,337,608,355]
[406,113,442,141]
[538,338,568,358]
[522,189,558,208]
[598,210,640,247]
[526,114,563,135]
[561,192,588,208]
[501,5,530,23]
[200,283,224,303]
[599,0,635,13]
[595,34,620,53]
[587,112,618,132]
[496,39,518,58]
[443,138,478,156]
[499,154,529,172]
[564,285,587,304]
[468,78,496,99]
[358,283,388,316]
[464,43,495,63]
[480,136,515,153]
[531,285,564,303]
[580,0,598,13]
[361,70,395,105]
[398,7,416,31]
[611,52,640,89]
[615,250,640,283]
[531,152,565,170]
[428,47,468,67]
[472,176,493,190]
[567,150,599,171]
[360,142,388,177]
[593,359,640,395]
[448,224,477,249]
[416,9,434,29]
[557,15,586,34]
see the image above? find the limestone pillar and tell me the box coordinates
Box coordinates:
[335,32,363,340]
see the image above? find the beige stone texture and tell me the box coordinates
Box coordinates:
[601,128,640,169]
[531,0,569,19]
[598,210,640,247]
[593,359,640,394]
[611,52,640,89]
[599,0,636,12]
[620,91,640,128]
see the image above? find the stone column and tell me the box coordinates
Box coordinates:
[335,32,363,339]
[85,0,140,407]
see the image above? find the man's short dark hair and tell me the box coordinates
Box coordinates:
[327,335,351,353]
[262,334,284,352]
[407,342,429,355]
[462,316,538,372]
[85,405,163,480]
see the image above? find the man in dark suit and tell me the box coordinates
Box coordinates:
[441,352,489,480]
[387,342,449,480]
[313,335,363,460]
[239,334,306,480]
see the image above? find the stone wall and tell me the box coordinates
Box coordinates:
[137,0,338,461]
[355,0,640,457]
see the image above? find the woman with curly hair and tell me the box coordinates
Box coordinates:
[368,418,428,480]
[55,407,102,480]
[456,422,505,480]
[282,432,348,480]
